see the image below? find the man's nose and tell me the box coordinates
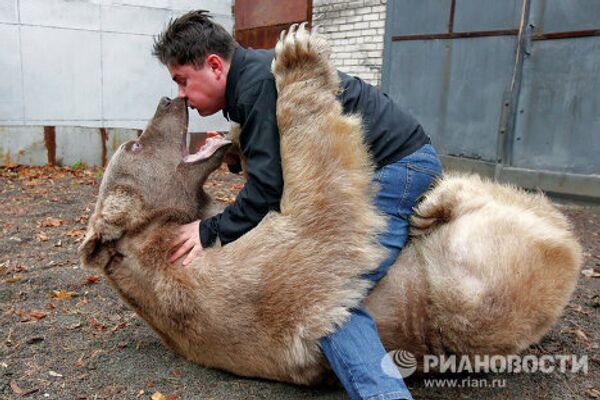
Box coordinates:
[178,86,186,99]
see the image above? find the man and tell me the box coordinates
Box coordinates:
[153,10,442,400]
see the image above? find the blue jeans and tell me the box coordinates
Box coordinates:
[320,144,442,400]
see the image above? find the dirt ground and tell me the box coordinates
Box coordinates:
[1,164,598,400]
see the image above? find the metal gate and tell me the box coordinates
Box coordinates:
[382,0,600,200]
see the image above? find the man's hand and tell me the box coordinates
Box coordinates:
[169,220,202,266]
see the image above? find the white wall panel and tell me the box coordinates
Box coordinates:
[0,0,18,23]
[0,126,47,165]
[102,33,171,120]
[188,110,232,132]
[21,26,102,121]
[101,4,171,35]
[108,0,170,9]
[1,0,232,132]
[55,126,104,166]
[20,0,101,30]
[0,24,24,121]
[213,13,234,33]
[172,0,232,16]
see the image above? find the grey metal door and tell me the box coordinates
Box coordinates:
[381,0,600,200]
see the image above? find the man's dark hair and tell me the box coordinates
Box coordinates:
[153,10,236,67]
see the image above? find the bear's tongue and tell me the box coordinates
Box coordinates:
[182,131,232,163]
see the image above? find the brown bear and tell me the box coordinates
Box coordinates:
[79,25,582,385]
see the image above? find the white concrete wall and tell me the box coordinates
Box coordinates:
[313,0,387,87]
[0,0,233,132]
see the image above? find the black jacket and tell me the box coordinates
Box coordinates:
[200,46,430,248]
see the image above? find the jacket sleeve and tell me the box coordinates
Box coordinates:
[200,79,283,247]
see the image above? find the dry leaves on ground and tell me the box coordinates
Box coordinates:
[16,310,47,322]
[581,268,600,278]
[50,289,78,300]
[41,217,64,227]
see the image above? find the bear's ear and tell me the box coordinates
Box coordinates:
[78,187,145,270]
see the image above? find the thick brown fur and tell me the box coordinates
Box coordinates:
[79,25,582,385]
[365,172,582,362]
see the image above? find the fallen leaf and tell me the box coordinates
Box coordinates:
[151,392,167,400]
[67,322,82,330]
[569,304,590,316]
[10,381,39,395]
[50,290,78,300]
[581,268,600,278]
[85,275,100,284]
[4,276,20,283]
[89,349,102,359]
[17,311,31,322]
[574,329,590,342]
[564,328,592,346]
[587,388,600,399]
[111,322,127,332]
[37,232,49,241]
[48,370,63,378]
[216,195,236,204]
[76,298,90,307]
[29,310,47,320]
[67,229,85,238]
[17,310,46,322]
[88,318,106,331]
[41,217,64,227]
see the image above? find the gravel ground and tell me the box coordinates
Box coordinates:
[1,164,598,400]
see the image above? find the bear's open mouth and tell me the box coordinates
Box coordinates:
[180,105,231,163]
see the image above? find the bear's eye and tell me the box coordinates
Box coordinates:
[131,142,142,152]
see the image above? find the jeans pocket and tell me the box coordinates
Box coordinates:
[406,162,442,178]
[398,163,441,218]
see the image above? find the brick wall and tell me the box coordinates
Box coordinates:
[312,0,387,87]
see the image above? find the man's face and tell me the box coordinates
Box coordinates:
[168,56,227,117]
